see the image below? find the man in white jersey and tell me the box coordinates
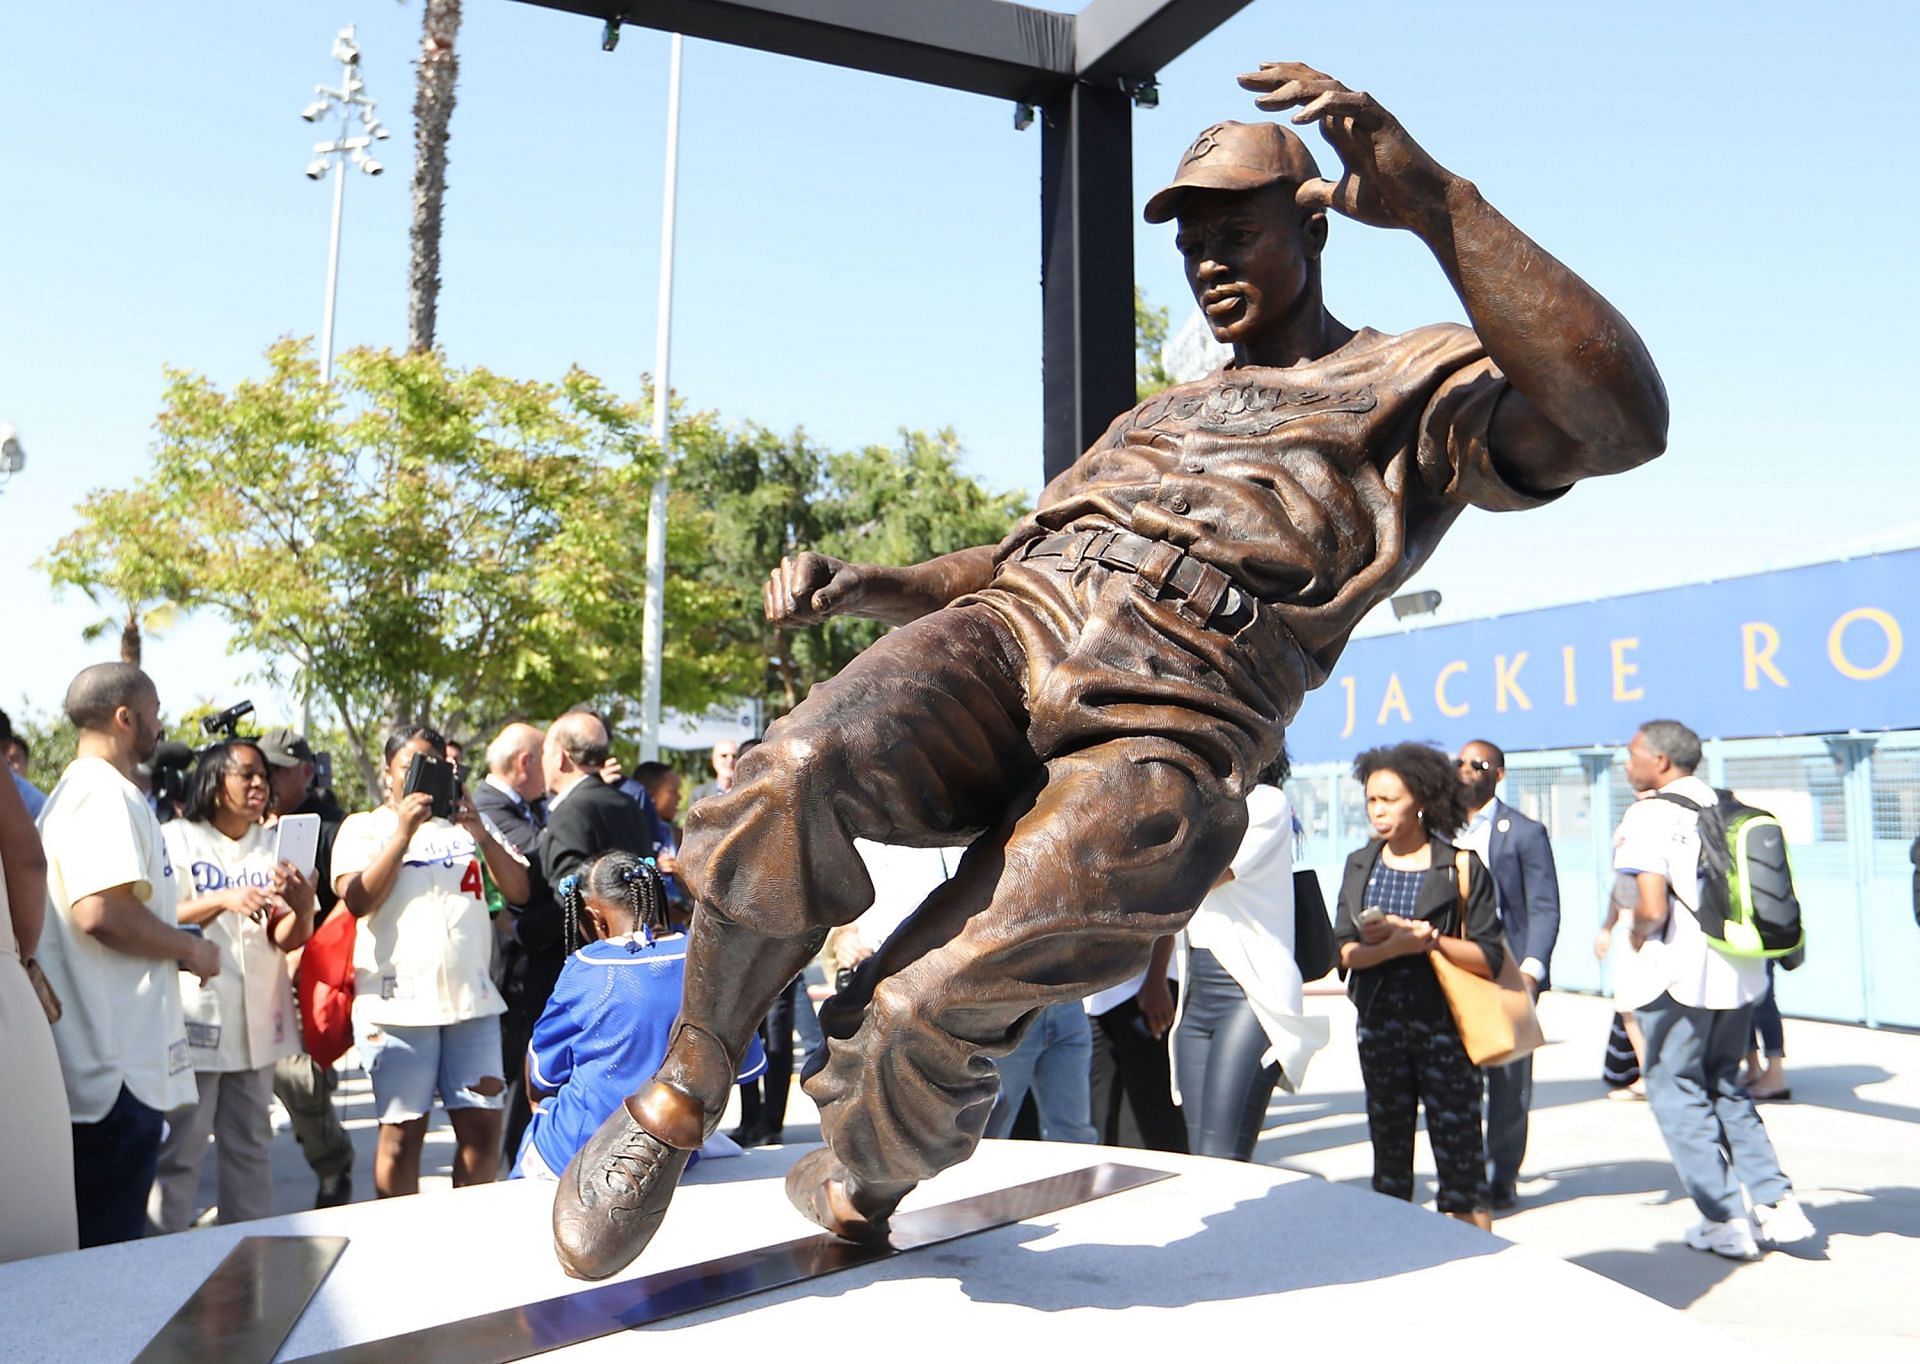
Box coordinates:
[35,663,219,1246]
[1616,719,1814,1260]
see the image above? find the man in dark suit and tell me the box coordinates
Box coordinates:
[541,710,653,889]
[478,722,556,1166]
[1456,739,1561,1210]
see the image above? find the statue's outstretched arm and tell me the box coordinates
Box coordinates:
[1241,61,1669,492]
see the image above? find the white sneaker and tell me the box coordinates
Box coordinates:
[1753,1195,1816,1246]
[1685,1216,1762,1261]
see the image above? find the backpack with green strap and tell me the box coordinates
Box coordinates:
[1654,789,1807,969]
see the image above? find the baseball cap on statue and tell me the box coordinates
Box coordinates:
[1143,121,1321,224]
[257,726,316,768]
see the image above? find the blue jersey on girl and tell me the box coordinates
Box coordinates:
[514,931,765,1178]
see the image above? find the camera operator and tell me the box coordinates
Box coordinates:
[332,724,529,1196]
[35,663,218,1247]
[150,738,316,1231]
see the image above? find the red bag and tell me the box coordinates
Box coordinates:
[298,908,357,1068]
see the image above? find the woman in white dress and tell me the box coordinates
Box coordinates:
[0,744,79,1262]
[150,739,317,1231]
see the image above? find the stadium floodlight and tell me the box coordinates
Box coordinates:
[300,25,386,384]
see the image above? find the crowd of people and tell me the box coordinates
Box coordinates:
[0,660,1817,1268]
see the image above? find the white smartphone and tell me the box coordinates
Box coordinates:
[275,812,322,881]
[1358,907,1386,925]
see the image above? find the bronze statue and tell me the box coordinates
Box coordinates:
[550,61,1668,1279]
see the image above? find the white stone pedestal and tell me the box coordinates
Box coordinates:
[4,1140,1723,1360]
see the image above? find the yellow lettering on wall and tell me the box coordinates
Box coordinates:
[1495,653,1531,712]
[1339,676,1356,738]
[1435,661,1469,718]
[1741,622,1788,691]
[1378,673,1413,726]
[1828,607,1903,681]
[1611,638,1645,702]
[1562,645,1577,706]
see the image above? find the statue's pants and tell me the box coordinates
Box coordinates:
[672,553,1304,1188]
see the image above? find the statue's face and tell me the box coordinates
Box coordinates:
[1175,184,1316,348]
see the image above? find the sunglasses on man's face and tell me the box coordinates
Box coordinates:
[1456,758,1494,773]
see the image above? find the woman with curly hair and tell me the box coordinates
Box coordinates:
[1334,741,1502,1228]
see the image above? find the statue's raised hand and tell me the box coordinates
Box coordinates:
[1237,62,1452,235]
[764,551,866,627]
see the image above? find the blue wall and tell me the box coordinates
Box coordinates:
[1287,549,1920,764]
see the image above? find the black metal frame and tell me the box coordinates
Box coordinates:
[506,0,1253,478]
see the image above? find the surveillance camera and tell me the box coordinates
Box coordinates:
[332,34,360,65]
[301,101,326,122]
[0,424,24,475]
[361,158,383,176]
[306,160,329,180]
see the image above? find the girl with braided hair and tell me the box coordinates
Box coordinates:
[511,852,764,1180]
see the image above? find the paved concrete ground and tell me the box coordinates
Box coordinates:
[227,991,1917,1359]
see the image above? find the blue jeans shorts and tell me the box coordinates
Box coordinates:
[355,1015,506,1123]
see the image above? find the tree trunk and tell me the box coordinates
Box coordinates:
[407,0,462,355]
[119,607,142,667]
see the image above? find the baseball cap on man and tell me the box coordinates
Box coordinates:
[1143,120,1322,224]
[257,726,316,768]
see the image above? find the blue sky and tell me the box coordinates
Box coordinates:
[4,1,1916,728]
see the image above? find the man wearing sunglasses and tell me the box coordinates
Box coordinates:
[1454,740,1560,1209]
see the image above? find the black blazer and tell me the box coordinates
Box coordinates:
[472,780,543,857]
[1333,835,1504,1022]
[541,772,654,886]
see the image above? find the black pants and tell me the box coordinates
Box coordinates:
[737,976,801,1136]
[1088,991,1188,1154]
[1355,982,1488,1215]
[499,1008,536,1166]
[1172,948,1281,1161]
[1483,1054,1531,1196]
[72,1084,163,1248]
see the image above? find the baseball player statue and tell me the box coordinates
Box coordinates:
[550,61,1668,1279]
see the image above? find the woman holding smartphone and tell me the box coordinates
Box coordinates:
[151,739,317,1231]
[333,725,530,1197]
[1333,741,1502,1229]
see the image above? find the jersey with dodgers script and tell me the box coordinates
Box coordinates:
[331,806,505,1028]
[162,819,300,1072]
[33,756,196,1120]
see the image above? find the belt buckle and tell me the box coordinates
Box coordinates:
[1133,540,1185,599]
[1058,533,1090,571]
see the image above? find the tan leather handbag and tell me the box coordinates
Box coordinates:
[1430,851,1544,1067]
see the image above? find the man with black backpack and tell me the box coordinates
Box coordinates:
[1615,719,1814,1260]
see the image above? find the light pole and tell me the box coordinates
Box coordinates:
[301,25,389,385]
[637,33,684,762]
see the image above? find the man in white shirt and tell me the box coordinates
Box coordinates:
[35,663,219,1247]
[1615,719,1813,1260]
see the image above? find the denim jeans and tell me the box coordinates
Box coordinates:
[985,1002,1097,1143]
[1637,994,1792,1222]
[72,1083,164,1248]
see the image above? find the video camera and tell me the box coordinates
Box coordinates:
[148,741,195,822]
[201,699,255,740]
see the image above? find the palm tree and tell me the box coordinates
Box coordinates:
[408,0,462,354]
[82,600,180,668]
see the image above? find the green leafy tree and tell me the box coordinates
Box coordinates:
[676,425,1028,717]
[1135,284,1177,398]
[42,341,729,791]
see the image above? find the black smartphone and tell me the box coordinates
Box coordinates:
[403,751,458,820]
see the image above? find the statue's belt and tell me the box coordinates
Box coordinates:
[1016,529,1253,632]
